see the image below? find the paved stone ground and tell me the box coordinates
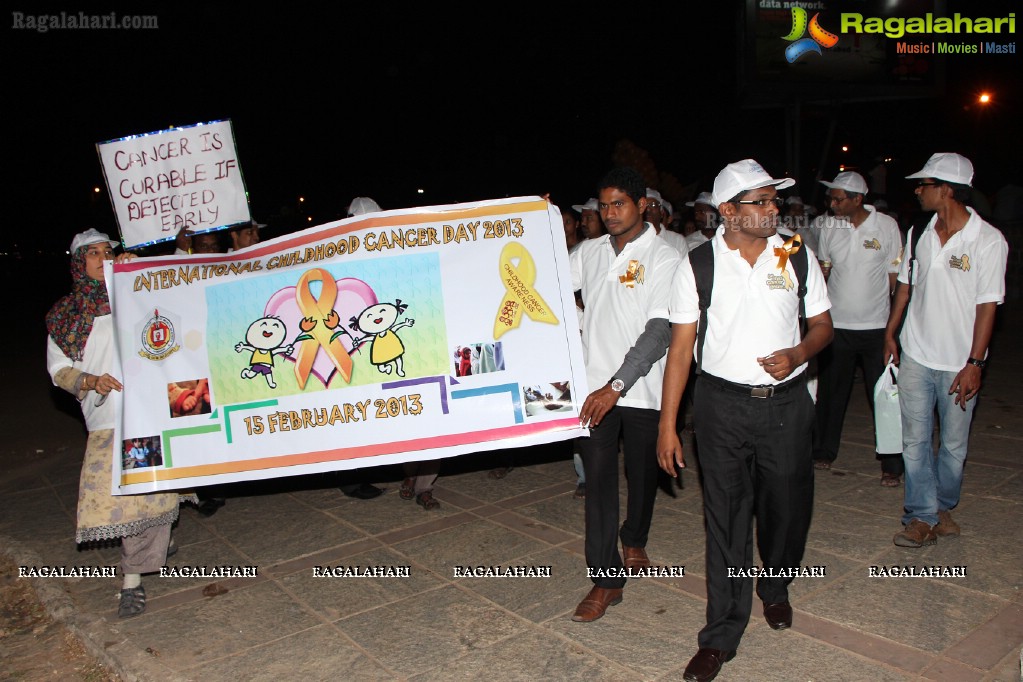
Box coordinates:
[3,296,1021,681]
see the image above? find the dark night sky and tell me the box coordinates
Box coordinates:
[5,2,1020,254]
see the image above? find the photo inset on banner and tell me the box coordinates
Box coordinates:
[524,381,573,417]
[123,436,163,469]
[167,378,212,418]
[452,342,505,377]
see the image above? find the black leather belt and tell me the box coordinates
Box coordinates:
[699,372,805,399]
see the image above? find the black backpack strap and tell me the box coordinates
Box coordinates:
[688,241,714,374]
[900,212,932,333]
[791,243,809,338]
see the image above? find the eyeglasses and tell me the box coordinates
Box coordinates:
[646,201,661,209]
[916,181,940,188]
[827,195,850,204]
[734,197,784,208]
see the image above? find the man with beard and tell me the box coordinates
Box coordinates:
[885,153,1007,548]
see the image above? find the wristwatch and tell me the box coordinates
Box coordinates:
[967,357,987,368]
[609,378,625,393]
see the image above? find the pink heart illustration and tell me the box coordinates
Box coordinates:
[264,277,377,388]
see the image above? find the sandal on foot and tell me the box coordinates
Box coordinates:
[416,491,440,510]
[813,460,831,470]
[488,467,513,480]
[118,586,146,618]
[399,478,415,500]
[880,472,901,487]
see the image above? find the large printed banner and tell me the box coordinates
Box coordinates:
[107,197,588,494]
[97,120,251,249]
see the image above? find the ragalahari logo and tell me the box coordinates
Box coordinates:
[782,7,839,62]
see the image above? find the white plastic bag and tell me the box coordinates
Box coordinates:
[874,363,902,454]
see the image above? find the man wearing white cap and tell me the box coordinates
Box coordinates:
[658,159,832,682]
[684,192,719,250]
[813,171,904,485]
[646,188,688,256]
[885,153,1007,548]
[572,198,605,240]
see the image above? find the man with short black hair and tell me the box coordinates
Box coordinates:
[813,171,904,486]
[570,167,680,622]
[885,153,1007,548]
[658,159,832,682]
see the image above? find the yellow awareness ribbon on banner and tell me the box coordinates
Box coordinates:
[773,234,802,291]
[493,242,559,340]
[294,268,353,389]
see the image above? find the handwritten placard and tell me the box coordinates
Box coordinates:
[97,120,250,249]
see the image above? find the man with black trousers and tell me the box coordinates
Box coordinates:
[570,167,681,622]
[658,159,832,681]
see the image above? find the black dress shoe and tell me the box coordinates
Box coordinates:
[341,483,384,500]
[683,648,736,682]
[196,498,226,517]
[763,601,793,630]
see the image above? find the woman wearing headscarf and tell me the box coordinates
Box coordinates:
[45,229,180,618]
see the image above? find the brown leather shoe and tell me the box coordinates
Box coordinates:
[893,518,937,547]
[935,510,960,537]
[682,647,736,682]
[571,586,623,622]
[763,601,792,630]
[622,545,651,570]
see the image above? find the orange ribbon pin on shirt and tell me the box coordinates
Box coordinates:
[293,268,353,389]
[494,242,559,340]
[774,234,802,291]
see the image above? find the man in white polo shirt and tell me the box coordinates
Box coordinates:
[885,153,1008,548]
[812,171,904,485]
[647,188,689,256]
[684,192,719,250]
[569,167,681,622]
[657,159,832,682]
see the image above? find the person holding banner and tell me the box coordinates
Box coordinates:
[570,167,681,622]
[46,229,182,619]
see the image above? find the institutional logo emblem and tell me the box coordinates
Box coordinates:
[783,7,839,63]
[139,309,181,360]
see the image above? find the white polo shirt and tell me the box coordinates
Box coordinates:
[669,229,831,386]
[898,207,1008,372]
[657,227,689,257]
[817,206,902,330]
[571,224,680,410]
[685,231,710,250]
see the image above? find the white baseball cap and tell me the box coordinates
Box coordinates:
[70,228,118,254]
[905,152,974,187]
[712,159,795,207]
[662,199,673,216]
[646,188,664,205]
[685,191,716,208]
[347,197,382,216]
[820,171,868,194]
[572,198,599,213]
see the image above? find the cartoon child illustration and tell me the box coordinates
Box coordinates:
[350,300,415,377]
[235,316,294,389]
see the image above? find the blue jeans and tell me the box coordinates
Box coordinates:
[898,353,975,527]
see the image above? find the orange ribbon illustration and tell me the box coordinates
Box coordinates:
[293,268,353,389]
[774,233,802,272]
[494,243,559,340]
